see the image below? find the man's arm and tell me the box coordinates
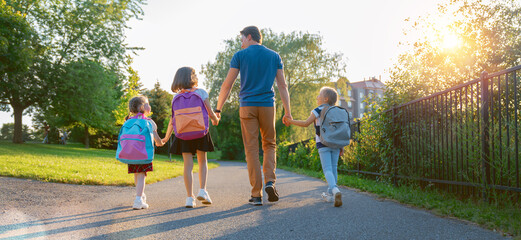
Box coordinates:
[275,69,292,126]
[215,68,239,117]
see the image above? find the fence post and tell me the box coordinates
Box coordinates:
[356,121,361,177]
[392,107,399,187]
[480,71,491,202]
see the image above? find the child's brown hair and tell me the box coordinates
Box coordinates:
[320,87,338,105]
[126,95,148,120]
[171,67,198,92]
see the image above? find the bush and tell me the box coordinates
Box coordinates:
[89,131,118,149]
[277,140,321,172]
[220,138,245,160]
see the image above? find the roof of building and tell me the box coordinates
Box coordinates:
[350,78,385,90]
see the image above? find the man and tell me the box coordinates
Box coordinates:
[215,26,292,206]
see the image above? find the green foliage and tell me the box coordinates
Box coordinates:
[388,0,521,106]
[341,0,521,196]
[144,82,173,136]
[2,0,145,143]
[211,110,244,160]
[277,140,321,172]
[0,0,44,143]
[144,81,173,154]
[114,57,145,126]
[46,125,60,144]
[88,130,117,150]
[343,108,395,180]
[0,0,38,75]
[0,123,34,141]
[41,59,121,147]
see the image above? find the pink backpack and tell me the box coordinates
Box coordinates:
[116,113,154,164]
[172,89,209,140]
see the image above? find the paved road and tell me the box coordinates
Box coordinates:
[0,161,508,239]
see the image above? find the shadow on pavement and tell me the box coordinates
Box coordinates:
[84,204,260,240]
[1,207,186,239]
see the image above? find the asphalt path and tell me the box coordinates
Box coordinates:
[0,161,509,239]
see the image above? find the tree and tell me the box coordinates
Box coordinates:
[42,59,120,148]
[143,81,173,136]
[1,0,145,143]
[387,0,521,107]
[202,29,347,150]
[142,82,172,154]
[0,0,43,143]
[114,57,145,126]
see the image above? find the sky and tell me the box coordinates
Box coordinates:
[0,0,441,128]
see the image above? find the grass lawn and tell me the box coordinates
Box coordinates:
[0,141,219,186]
[279,166,521,239]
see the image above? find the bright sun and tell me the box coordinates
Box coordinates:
[424,17,462,51]
[440,32,460,49]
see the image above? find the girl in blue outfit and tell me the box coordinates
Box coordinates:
[163,67,220,208]
[284,87,343,207]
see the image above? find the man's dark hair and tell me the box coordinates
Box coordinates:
[240,26,262,44]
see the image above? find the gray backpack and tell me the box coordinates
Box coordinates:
[319,105,351,148]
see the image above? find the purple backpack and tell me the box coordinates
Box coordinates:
[172,89,209,140]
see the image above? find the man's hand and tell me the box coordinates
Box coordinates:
[211,117,220,126]
[283,114,292,127]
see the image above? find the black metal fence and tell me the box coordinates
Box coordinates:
[343,65,521,201]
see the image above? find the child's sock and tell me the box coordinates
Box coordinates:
[135,196,142,201]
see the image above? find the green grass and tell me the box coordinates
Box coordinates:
[279,166,521,238]
[0,141,219,186]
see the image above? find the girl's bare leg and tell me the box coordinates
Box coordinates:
[135,172,146,197]
[182,153,194,197]
[196,150,208,190]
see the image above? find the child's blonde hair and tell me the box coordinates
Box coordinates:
[128,95,148,114]
[171,67,198,92]
[320,87,338,105]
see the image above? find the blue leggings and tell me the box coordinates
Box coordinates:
[318,147,340,194]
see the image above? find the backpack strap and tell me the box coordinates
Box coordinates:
[319,105,331,124]
[128,112,149,120]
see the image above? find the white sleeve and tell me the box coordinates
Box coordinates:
[196,88,209,101]
[312,109,320,118]
[148,119,158,131]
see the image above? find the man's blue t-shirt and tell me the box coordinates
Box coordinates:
[230,45,283,107]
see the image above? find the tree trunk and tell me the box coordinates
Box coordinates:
[12,104,24,144]
[84,124,89,148]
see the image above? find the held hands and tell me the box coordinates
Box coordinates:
[212,110,221,126]
[282,114,293,127]
[211,117,220,126]
[160,138,168,146]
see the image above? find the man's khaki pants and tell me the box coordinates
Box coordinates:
[239,106,276,198]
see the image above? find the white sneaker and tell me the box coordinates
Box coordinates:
[332,187,342,207]
[196,189,213,204]
[133,197,149,210]
[321,192,333,203]
[185,196,196,208]
[141,193,147,203]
